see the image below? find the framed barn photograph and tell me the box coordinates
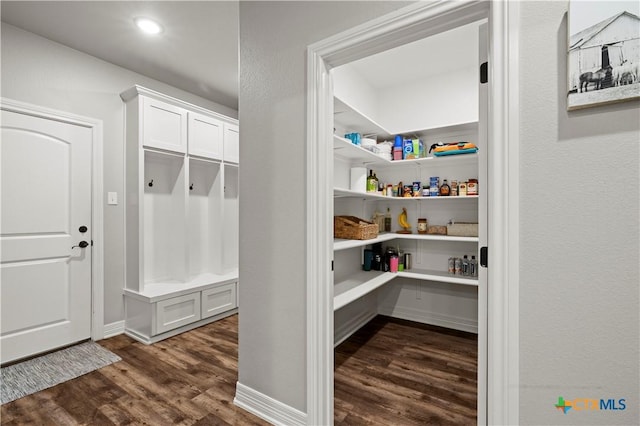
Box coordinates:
[567,1,640,110]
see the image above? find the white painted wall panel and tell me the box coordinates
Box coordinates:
[238,0,411,413]
[519,2,639,424]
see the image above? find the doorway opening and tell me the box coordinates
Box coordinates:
[330,17,486,424]
[306,2,520,425]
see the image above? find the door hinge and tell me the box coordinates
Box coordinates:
[91,240,94,246]
[331,261,334,271]
[480,62,488,84]
[480,246,488,267]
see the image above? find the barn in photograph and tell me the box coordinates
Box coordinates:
[568,10,640,93]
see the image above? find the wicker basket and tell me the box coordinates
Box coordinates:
[446,222,478,237]
[334,216,379,240]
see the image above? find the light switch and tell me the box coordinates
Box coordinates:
[107,192,118,205]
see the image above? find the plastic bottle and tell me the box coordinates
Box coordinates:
[470,255,478,277]
[462,255,469,276]
[384,208,392,232]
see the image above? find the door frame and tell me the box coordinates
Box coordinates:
[1,97,105,341]
[305,1,520,425]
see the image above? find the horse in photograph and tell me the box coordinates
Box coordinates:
[612,62,638,86]
[579,66,612,92]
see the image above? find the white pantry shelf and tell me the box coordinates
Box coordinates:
[334,271,395,311]
[334,233,478,251]
[333,135,478,168]
[334,187,479,201]
[333,269,477,311]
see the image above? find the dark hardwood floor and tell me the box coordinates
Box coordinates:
[1,314,477,425]
[1,315,268,425]
[334,316,477,426]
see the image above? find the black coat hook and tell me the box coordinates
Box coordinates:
[189,183,194,191]
[148,179,154,187]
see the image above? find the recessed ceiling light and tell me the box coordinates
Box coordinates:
[134,17,163,35]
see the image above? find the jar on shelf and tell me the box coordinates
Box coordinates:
[417,218,428,234]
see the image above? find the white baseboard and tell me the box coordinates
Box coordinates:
[102,320,125,339]
[378,305,478,334]
[234,382,306,426]
[334,307,377,347]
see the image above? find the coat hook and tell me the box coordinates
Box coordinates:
[148,179,154,187]
[189,183,194,191]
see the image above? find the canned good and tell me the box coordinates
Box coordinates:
[454,257,462,275]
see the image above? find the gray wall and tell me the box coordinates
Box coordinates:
[239,0,639,422]
[519,2,639,424]
[238,1,410,411]
[1,23,237,325]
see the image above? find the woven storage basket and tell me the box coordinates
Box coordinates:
[446,222,479,237]
[334,216,379,240]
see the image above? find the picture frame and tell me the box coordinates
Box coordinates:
[567,1,640,110]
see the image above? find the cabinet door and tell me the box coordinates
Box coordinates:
[155,293,201,334]
[188,112,223,160]
[201,282,237,319]
[142,97,187,153]
[223,123,239,164]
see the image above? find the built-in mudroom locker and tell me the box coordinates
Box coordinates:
[121,86,239,344]
[331,19,487,392]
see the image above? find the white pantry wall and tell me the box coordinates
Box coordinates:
[377,65,478,132]
[518,2,639,425]
[0,23,237,326]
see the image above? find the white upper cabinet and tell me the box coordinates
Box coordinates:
[188,112,223,160]
[223,123,239,164]
[142,96,187,153]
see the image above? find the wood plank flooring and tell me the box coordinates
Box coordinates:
[1,315,268,425]
[1,314,477,425]
[334,316,477,425]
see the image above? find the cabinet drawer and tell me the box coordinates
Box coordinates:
[202,282,237,319]
[223,123,239,164]
[142,97,187,153]
[188,112,223,160]
[155,293,201,334]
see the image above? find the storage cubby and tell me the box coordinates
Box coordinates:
[143,151,187,285]
[121,85,239,344]
[188,158,223,280]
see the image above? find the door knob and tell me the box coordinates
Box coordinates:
[72,241,89,249]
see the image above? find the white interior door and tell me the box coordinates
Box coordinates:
[1,108,92,364]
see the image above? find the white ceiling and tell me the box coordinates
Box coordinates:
[1,2,482,110]
[0,1,239,110]
[347,20,483,89]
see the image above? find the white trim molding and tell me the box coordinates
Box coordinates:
[488,1,520,424]
[234,382,307,426]
[0,98,105,341]
[103,320,125,339]
[306,1,519,425]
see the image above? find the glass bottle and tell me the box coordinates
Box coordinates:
[366,170,376,192]
[384,207,392,232]
[439,179,451,196]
